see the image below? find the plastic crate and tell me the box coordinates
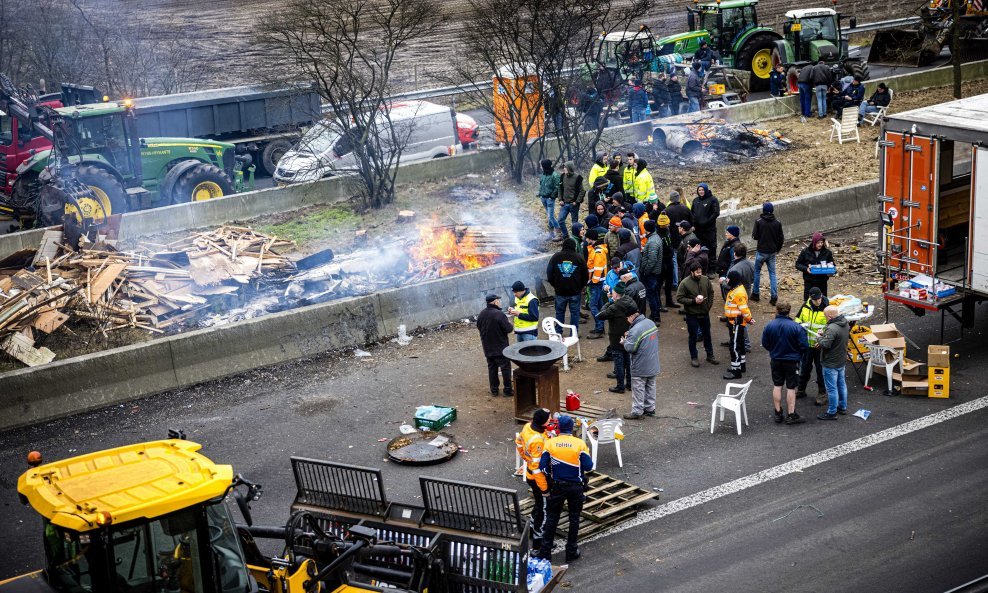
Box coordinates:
[414,406,457,430]
[809,265,836,275]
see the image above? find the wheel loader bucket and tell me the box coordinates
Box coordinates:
[868,29,941,67]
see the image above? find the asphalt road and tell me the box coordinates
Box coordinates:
[1,230,986,590]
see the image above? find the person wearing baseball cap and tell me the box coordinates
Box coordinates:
[477,293,513,395]
[516,408,551,549]
[536,414,592,563]
[509,281,539,342]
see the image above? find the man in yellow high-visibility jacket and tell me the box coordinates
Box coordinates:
[587,153,607,189]
[622,152,637,197]
[515,408,551,550]
[723,269,754,380]
[509,280,539,342]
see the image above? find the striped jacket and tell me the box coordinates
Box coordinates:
[539,434,593,484]
[724,285,753,326]
[516,423,548,490]
[587,244,609,283]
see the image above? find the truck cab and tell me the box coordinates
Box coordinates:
[0,98,62,201]
[0,440,253,593]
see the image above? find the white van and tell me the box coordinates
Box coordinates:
[273,100,458,184]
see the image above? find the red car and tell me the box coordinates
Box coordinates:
[455,112,478,149]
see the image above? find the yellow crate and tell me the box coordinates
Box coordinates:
[928,366,950,398]
[708,83,726,95]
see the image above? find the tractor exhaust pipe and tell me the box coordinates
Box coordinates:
[652,126,703,156]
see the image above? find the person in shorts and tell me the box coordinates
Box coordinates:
[760,302,809,425]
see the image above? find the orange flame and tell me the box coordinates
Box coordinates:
[411,222,498,277]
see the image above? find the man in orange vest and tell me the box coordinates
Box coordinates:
[585,229,609,338]
[536,415,593,563]
[723,269,754,379]
[515,408,551,550]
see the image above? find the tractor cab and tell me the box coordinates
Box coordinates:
[688,0,759,63]
[782,8,844,63]
[49,102,142,183]
[5,440,253,593]
[596,28,660,82]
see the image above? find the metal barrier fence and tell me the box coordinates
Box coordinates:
[419,476,524,539]
[291,457,389,517]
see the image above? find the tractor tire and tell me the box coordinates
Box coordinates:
[260,139,293,177]
[737,33,780,91]
[172,163,234,203]
[848,61,871,81]
[73,165,128,221]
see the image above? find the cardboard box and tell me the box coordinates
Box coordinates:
[863,323,907,358]
[901,377,930,396]
[874,358,926,381]
[928,345,950,368]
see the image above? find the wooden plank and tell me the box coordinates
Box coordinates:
[31,230,62,267]
[32,310,70,334]
[88,262,128,302]
[1,332,55,366]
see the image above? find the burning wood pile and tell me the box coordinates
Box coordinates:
[652,118,792,159]
[283,221,529,307]
[0,226,294,366]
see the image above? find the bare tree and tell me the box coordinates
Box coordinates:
[444,0,649,183]
[257,0,444,209]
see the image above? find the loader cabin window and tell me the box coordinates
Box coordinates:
[41,503,250,593]
[0,112,32,146]
[797,16,838,53]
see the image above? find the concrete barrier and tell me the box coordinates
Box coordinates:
[0,254,550,432]
[2,59,985,260]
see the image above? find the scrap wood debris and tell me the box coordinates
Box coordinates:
[0,225,294,366]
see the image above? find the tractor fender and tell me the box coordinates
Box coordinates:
[733,26,780,54]
[772,39,795,67]
[15,151,52,175]
[161,160,202,203]
[75,160,126,185]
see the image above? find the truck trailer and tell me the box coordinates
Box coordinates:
[877,92,988,334]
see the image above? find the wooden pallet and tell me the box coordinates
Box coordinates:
[518,472,659,541]
[559,399,615,422]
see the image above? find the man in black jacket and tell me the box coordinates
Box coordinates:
[691,183,720,255]
[751,201,784,304]
[547,240,589,331]
[797,63,814,122]
[686,62,703,113]
[477,294,514,396]
[557,161,585,239]
[667,73,684,115]
[858,83,892,124]
[664,191,692,249]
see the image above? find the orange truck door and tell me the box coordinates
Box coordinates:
[880,132,939,276]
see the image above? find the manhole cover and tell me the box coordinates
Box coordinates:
[386,432,459,465]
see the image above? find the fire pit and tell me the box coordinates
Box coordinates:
[386,431,459,465]
[503,340,567,422]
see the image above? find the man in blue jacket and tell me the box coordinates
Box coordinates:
[833,76,865,118]
[761,302,809,425]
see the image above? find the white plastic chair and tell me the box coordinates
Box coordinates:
[710,380,752,435]
[586,418,623,468]
[862,88,893,126]
[864,344,904,393]
[513,432,525,479]
[829,108,860,144]
[541,317,582,371]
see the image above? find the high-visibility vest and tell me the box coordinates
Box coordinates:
[634,169,656,203]
[724,285,753,326]
[515,423,546,482]
[796,298,828,347]
[513,291,539,332]
[588,163,607,188]
[638,214,649,247]
[623,166,636,196]
[588,245,609,283]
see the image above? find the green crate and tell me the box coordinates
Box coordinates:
[414,406,457,431]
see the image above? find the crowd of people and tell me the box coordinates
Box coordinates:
[784,60,892,125]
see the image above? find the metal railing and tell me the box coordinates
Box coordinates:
[847,16,923,35]
[419,476,524,538]
[291,457,389,517]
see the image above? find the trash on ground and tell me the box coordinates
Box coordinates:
[853,409,871,420]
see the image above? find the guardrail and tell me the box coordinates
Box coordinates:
[847,16,922,35]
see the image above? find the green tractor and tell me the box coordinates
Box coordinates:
[771,8,870,95]
[3,77,253,228]
[655,0,781,91]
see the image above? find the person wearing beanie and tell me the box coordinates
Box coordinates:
[557,161,585,240]
[683,237,710,276]
[516,408,551,549]
[639,218,663,322]
[622,301,659,420]
[716,225,742,278]
[587,175,611,214]
[508,280,539,342]
[676,220,697,278]
[539,159,562,240]
[633,159,656,203]
[654,214,678,311]
[584,213,600,232]
[666,194,693,250]
[691,183,720,254]
[723,269,754,380]
[795,231,835,300]
[477,293,514,395]
[751,201,785,304]
[605,216,623,259]
[586,228,609,338]
[598,281,636,392]
[796,286,830,405]
[724,243,755,352]
[603,157,624,199]
[618,228,640,267]
[686,60,703,112]
[547,234,589,331]
[537,414,592,563]
[761,302,809,425]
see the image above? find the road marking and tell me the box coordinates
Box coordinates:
[567,395,988,550]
